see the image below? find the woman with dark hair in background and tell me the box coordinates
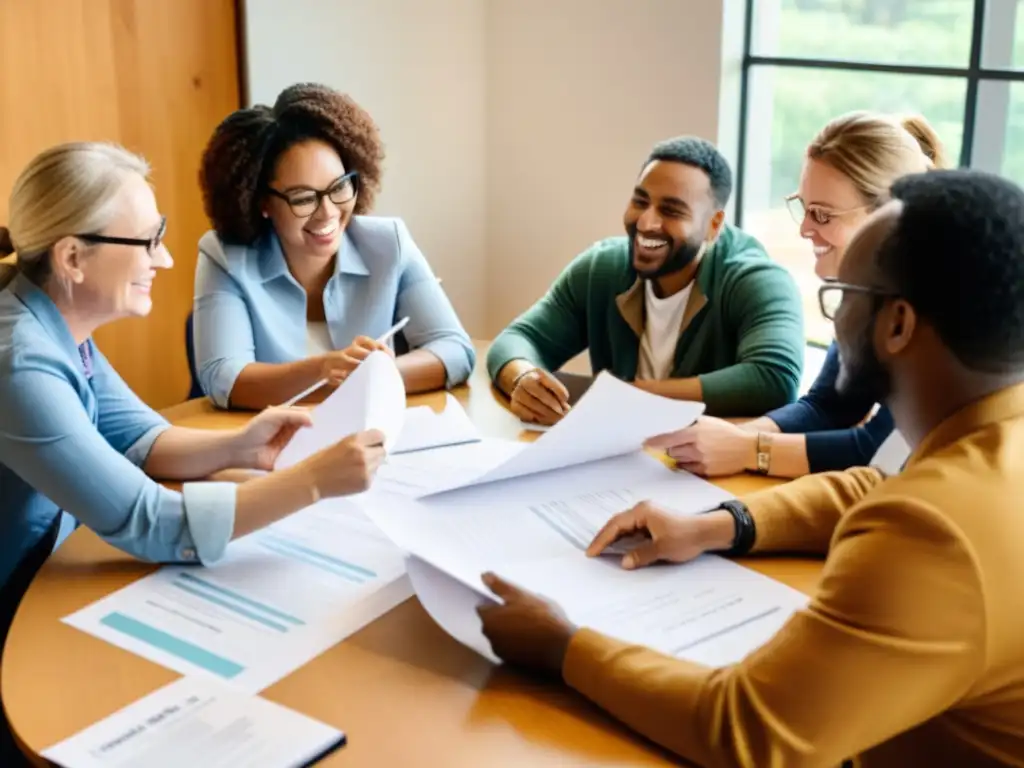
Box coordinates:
[194,82,475,410]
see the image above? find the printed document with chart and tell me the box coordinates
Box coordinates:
[63,353,413,692]
[364,374,809,668]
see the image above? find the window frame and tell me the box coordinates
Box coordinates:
[733,0,1024,227]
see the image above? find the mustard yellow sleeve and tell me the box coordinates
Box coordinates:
[742,466,884,554]
[562,498,984,768]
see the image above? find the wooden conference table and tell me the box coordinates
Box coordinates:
[3,352,824,766]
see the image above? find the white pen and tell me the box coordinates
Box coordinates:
[278,316,411,407]
[376,315,410,345]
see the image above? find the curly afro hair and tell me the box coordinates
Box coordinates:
[880,169,1024,374]
[645,136,733,208]
[200,82,385,245]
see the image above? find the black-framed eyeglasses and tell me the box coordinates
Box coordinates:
[267,171,360,218]
[818,279,900,321]
[76,216,167,255]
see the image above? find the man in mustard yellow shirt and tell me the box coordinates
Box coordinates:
[477,169,1024,768]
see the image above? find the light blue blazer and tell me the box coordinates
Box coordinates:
[0,274,234,593]
[193,216,476,408]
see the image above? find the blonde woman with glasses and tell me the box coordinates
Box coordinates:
[646,111,945,479]
[0,143,388,706]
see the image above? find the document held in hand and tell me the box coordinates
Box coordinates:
[420,371,706,497]
[274,350,406,468]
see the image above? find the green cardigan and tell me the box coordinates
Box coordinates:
[486,225,805,417]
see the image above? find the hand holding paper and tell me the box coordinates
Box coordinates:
[477,572,577,677]
[275,350,406,471]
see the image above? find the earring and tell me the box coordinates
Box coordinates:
[262,211,270,219]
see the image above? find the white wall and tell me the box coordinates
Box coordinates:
[484,0,726,335]
[245,0,727,339]
[244,0,488,335]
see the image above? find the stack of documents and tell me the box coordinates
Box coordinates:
[358,372,809,668]
[64,353,415,692]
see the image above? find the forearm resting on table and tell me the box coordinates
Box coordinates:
[741,466,885,554]
[397,348,447,394]
[228,358,328,410]
[741,416,781,434]
[145,427,244,481]
[754,433,810,479]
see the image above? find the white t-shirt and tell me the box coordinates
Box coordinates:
[306,322,333,355]
[637,279,692,381]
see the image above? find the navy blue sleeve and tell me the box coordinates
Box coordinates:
[766,343,874,432]
[803,406,895,473]
[764,342,893,472]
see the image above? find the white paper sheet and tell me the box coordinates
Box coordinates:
[366,445,802,670]
[391,393,481,455]
[63,501,411,692]
[363,452,731,584]
[406,555,499,664]
[409,550,807,670]
[369,438,525,498]
[275,351,406,468]
[42,676,345,768]
[420,372,704,497]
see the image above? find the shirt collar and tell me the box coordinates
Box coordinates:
[257,227,370,284]
[11,273,93,378]
[907,381,1024,467]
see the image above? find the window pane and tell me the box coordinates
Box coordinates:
[982,0,1024,70]
[752,0,974,68]
[994,81,1024,183]
[740,66,966,344]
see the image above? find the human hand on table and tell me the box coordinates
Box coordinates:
[586,501,736,569]
[477,573,577,676]
[320,336,395,386]
[510,368,571,426]
[644,416,758,477]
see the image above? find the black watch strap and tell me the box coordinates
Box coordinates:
[709,499,756,556]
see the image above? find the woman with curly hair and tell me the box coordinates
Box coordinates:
[194,82,475,409]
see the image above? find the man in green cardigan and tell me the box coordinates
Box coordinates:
[487,136,805,424]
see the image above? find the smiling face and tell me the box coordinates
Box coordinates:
[623,160,719,279]
[795,157,873,280]
[53,172,172,322]
[264,139,357,260]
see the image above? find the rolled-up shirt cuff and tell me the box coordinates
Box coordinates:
[181,481,237,565]
[205,358,250,409]
[124,423,172,467]
[421,337,475,389]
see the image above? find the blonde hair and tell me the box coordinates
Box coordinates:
[0,142,150,289]
[806,111,947,210]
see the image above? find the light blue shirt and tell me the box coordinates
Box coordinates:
[0,274,235,591]
[193,216,476,408]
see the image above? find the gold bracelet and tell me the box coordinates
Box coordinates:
[510,367,539,390]
[755,432,772,475]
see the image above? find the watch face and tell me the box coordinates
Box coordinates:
[757,453,770,473]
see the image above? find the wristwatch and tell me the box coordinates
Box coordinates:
[706,499,757,556]
[755,432,772,475]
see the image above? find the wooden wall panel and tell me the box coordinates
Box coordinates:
[0,0,240,408]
